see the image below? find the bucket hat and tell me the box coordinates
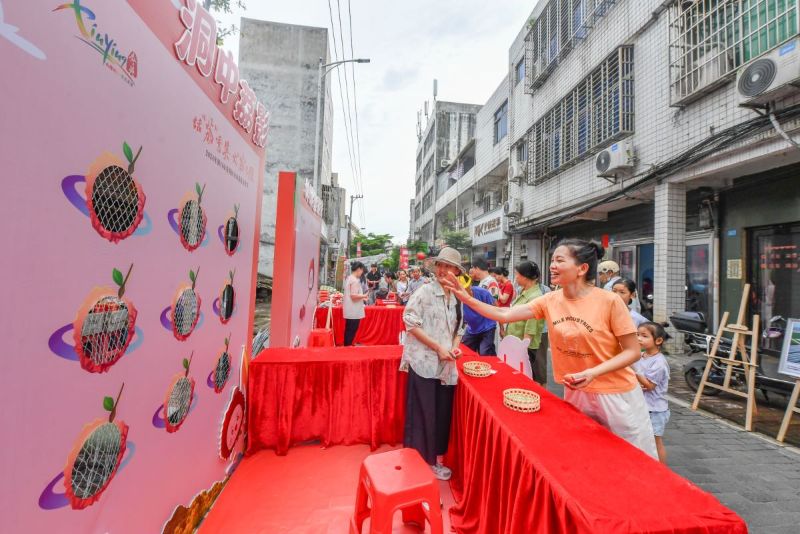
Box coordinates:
[423,247,466,275]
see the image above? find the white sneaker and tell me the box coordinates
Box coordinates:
[430,463,452,481]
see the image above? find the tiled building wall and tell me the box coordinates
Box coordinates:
[516,0,800,225]
[654,181,687,350]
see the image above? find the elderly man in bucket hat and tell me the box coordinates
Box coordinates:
[400,247,466,481]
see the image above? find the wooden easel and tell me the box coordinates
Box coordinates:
[777,380,800,442]
[691,284,760,431]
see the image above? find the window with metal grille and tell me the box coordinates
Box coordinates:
[516,141,528,162]
[524,0,620,93]
[422,189,433,211]
[526,46,634,185]
[669,0,799,107]
[516,58,526,85]
[423,156,434,184]
[494,100,509,144]
[424,121,436,154]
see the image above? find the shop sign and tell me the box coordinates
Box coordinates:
[471,209,505,246]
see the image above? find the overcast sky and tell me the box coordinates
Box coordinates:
[214,0,534,243]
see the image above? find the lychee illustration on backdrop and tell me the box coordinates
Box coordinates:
[219,269,235,324]
[178,182,207,251]
[212,335,232,394]
[222,204,240,255]
[63,384,129,510]
[73,265,137,373]
[85,142,146,243]
[164,354,196,433]
[172,268,201,341]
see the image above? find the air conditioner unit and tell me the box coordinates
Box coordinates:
[595,141,634,178]
[504,198,522,218]
[508,164,525,183]
[440,159,451,169]
[737,38,800,107]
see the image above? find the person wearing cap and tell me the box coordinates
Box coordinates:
[598,260,622,292]
[400,247,465,481]
[599,260,642,314]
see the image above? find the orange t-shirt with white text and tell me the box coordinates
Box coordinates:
[528,287,638,393]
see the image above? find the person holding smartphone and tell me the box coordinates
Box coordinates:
[400,247,465,480]
[440,239,656,459]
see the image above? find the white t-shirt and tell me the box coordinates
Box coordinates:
[343,274,366,319]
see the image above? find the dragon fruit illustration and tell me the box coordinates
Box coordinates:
[213,336,232,394]
[85,142,145,243]
[73,265,137,373]
[219,269,235,324]
[224,204,240,255]
[64,384,128,510]
[178,183,207,251]
[164,354,196,433]
[172,268,201,341]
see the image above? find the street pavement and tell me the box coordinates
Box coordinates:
[546,354,800,534]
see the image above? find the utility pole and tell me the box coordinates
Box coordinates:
[346,194,363,260]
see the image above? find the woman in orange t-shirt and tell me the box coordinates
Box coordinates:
[443,238,657,459]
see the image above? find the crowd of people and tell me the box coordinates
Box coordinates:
[396,239,672,482]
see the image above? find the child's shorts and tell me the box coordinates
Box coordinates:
[649,410,670,437]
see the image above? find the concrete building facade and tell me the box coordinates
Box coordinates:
[239,18,335,278]
[410,101,480,245]
[410,0,800,355]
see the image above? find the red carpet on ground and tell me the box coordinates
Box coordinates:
[199,444,454,534]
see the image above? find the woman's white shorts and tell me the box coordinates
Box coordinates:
[564,387,658,460]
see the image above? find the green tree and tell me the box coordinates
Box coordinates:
[349,232,393,258]
[441,230,471,252]
[203,0,246,44]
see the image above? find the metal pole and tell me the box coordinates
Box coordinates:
[346,194,363,259]
[313,57,323,190]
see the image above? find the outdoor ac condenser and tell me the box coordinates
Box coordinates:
[504,198,522,218]
[737,37,800,107]
[595,141,634,177]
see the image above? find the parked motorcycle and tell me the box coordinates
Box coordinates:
[670,311,795,400]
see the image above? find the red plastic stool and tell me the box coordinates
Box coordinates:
[350,448,443,534]
[308,328,334,347]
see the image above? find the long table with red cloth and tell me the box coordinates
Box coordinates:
[446,355,747,534]
[247,345,406,455]
[314,305,405,346]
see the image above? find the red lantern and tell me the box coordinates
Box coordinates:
[416,252,427,260]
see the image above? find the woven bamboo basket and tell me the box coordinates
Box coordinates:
[462,360,492,378]
[503,388,540,413]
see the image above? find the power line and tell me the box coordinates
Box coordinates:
[326,0,362,218]
[347,0,367,228]
[335,0,365,226]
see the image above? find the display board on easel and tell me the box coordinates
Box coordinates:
[777,318,800,442]
[691,284,760,431]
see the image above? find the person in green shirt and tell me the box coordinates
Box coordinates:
[506,261,547,385]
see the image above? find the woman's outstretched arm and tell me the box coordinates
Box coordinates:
[441,272,535,324]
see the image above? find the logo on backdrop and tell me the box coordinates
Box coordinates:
[53,0,138,85]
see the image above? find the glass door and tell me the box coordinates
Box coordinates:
[685,240,712,323]
[750,223,800,355]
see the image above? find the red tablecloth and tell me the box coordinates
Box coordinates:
[314,305,405,346]
[446,356,747,534]
[247,345,406,456]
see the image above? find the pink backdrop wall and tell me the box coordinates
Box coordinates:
[0,1,265,531]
